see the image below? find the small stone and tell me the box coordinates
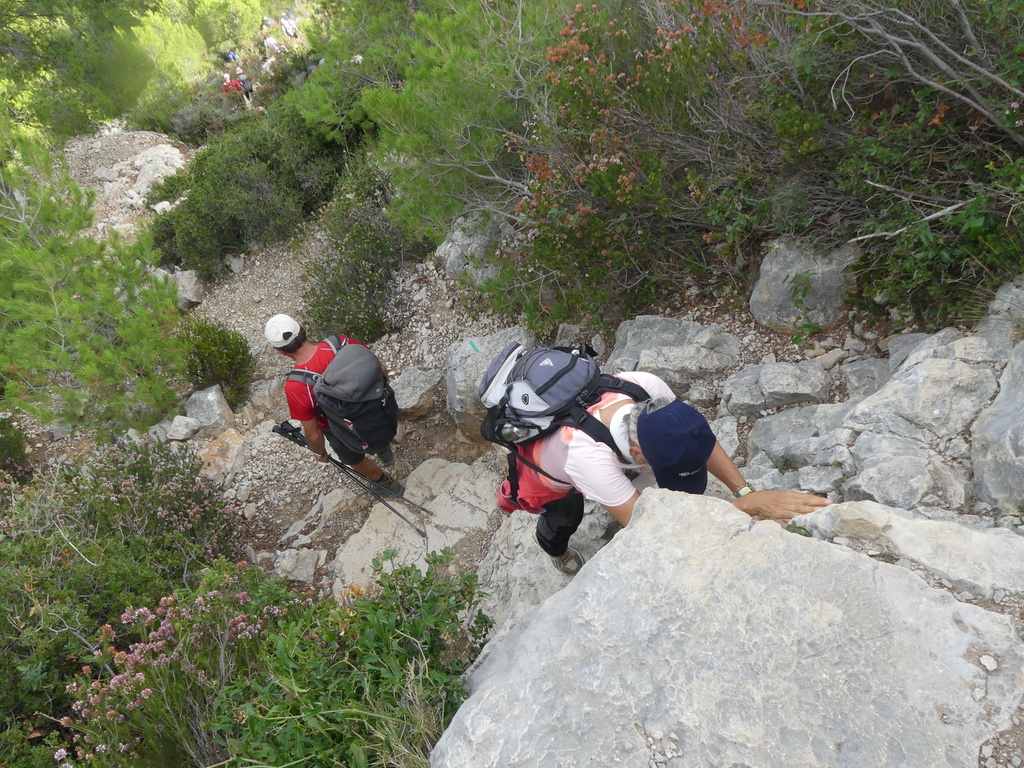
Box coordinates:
[979,655,998,672]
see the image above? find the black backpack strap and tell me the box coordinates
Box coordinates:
[287,369,318,387]
[561,376,651,461]
[594,374,650,404]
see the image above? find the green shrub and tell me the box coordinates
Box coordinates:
[178,315,254,408]
[64,550,490,767]
[151,106,347,279]
[0,440,237,760]
[0,416,32,484]
[492,0,1024,332]
[302,157,433,341]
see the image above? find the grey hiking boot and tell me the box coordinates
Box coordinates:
[374,445,396,467]
[376,471,405,497]
[534,531,585,575]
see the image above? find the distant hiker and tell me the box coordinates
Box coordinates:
[235,67,254,104]
[221,72,242,97]
[280,12,299,38]
[265,314,403,495]
[479,346,830,574]
[225,50,239,63]
[264,36,282,55]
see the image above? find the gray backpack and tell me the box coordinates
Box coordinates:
[477,343,649,458]
[288,338,397,453]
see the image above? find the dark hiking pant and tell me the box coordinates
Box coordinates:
[325,430,366,466]
[535,491,585,557]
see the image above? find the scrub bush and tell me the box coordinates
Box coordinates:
[151,104,346,279]
[178,315,254,408]
[0,441,237,765]
[63,551,490,767]
[0,416,32,484]
[302,157,433,341]
[494,0,1024,332]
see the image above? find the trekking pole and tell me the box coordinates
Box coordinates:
[272,422,428,539]
[274,423,436,517]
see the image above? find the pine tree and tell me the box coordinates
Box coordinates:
[0,118,185,433]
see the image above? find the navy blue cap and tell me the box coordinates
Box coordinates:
[636,399,717,494]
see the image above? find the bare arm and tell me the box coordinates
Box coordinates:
[604,491,641,526]
[732,490,830,524]
[301,419,330,462]
[705,442,746,492]
[705,442,830,523]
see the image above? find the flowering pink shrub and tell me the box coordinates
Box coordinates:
[0,440,238,765]
[59,551,489,767]
[63,439,236,565]
[64,563,285,766]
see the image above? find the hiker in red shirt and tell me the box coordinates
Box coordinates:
[222,72,243,97]
[265,314,403,495]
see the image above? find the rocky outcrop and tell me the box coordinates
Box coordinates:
[63,127,191,241]
[433,492,1024,768]
[744,330,1022,527]
[971,343,1024,514]
[444,326,535,439]
[749,238,860,333]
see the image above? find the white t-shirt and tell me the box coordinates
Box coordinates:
[534,371,676,507]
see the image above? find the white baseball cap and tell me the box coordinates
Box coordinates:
[265,314,302,348]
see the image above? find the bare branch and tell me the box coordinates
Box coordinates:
[846,199,971,242]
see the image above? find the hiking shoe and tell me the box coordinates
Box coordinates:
[550,547,585,575]
[374,445,396,467]
[534,531,585,575]
[376,471,405,497]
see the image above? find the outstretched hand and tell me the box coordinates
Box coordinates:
[732,490,831,525]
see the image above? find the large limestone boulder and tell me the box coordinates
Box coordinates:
[444,326,535,440]
[605,315,740,397]
[433,491,1024,767]
[799,501,1024,599]
[971,341,1024,513]
[844,357,997,441]
[749,238,860,333]
[184,385,234,431]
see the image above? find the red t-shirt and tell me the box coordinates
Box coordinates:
[284,336,362,426]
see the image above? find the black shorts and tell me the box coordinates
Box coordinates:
[324,430,365,465]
